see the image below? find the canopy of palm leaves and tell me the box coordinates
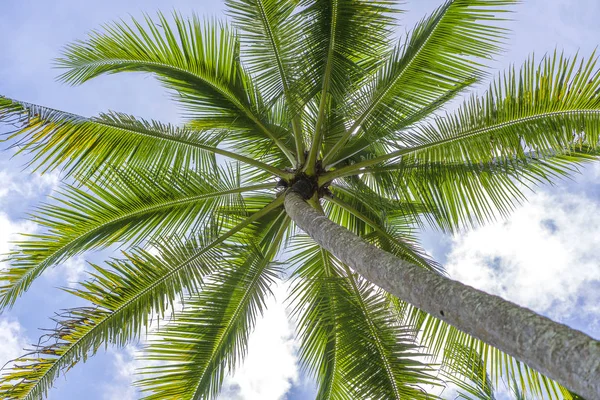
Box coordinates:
[1,0,599,399]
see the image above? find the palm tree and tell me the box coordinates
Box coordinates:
[0,0,599,398]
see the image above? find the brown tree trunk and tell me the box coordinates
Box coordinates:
[284,191,600,399]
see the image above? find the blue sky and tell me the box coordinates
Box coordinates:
[0,1,599,399]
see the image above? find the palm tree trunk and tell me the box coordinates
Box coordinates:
[284,191,600,399]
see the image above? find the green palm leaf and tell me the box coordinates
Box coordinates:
[137,214,290,399]
[55,13,296,162]
[406,52,600,164]
[328,80,474,168]
[324,0,515,164]
[0,98,291,180]
[0,236,223,400]
[298,0,398,100]
[324,52,600,181]
[442,343,496,400]
[0,165,274,309]
[289,244,350,400]
[0,194,285,400]
[225,0,307,158]
[289,236,439,399]
[301,0,398,172]
[362,149,599,230]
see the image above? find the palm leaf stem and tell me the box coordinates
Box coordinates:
[305,0,338,175]
[57,53,297,164]
[1,97,293,179]
[0,197,283,400]
[252,0,305,162]
[39,198,284,397]
[0,182,276,310]
[323,80,474,170]
[97,121,287,177]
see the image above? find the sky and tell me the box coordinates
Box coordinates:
[0,1,599,399]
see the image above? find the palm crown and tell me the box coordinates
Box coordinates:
[1,0,599,399]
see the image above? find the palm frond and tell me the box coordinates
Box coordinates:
[289,236,439,400]
[225,0,298,103]
[442,343,496,400]
[298,0,398,101]
[0,98,292,180]
[0,166,275,309]
[0,192,287,400]
[324,0,515,164]
[358,150,599,231]
[328,79,474,168]
[287,235,352,399]
[404,52,600,164]
[300,0,398,172]
[136,214,290,399]
[225,0,307,159]
[0,234,227,400]
[55,13,296,162]
[325,52,600,180]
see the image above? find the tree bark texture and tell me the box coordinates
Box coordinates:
[284,191,600,399]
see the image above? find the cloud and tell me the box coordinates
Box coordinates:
[0,170,59,201]
[102,346,144,400]
[0,209,88,288]
[0,318,30,371]
[445,190,600,330]
[0,212,37,267]
[44,256,88,288]
[0,213,38,380]
[0,168,84,287]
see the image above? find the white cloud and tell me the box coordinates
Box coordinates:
[0,318,30,370]
[103,346,144,400]
[0,212,37,268]
[0,213,37,379]
[0,209,88,289]
[44,256,88,288]
[0,170,85,287]
[445,190,600,327]
[0,170,59,200]
[585,162,600,183]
